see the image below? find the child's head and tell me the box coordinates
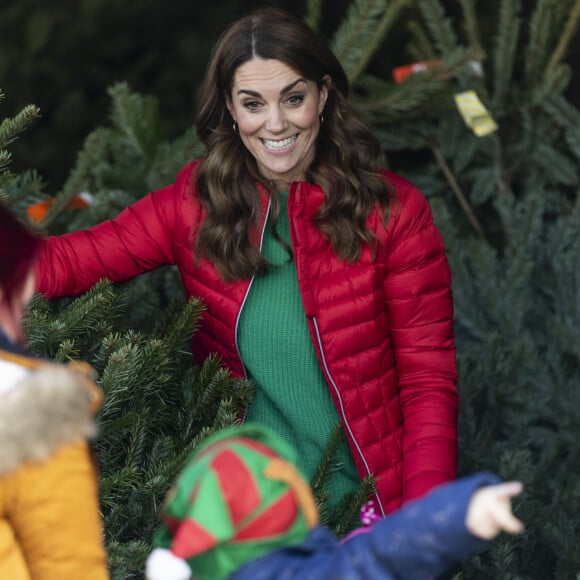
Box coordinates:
[0,202,43,343]
[148,424,318,580]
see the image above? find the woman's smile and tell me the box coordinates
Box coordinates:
[262,134,299,152]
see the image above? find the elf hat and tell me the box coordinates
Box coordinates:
[146,423,318,580]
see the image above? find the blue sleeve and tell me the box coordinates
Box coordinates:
[230,473,500,580]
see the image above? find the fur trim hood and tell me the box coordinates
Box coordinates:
[0,350,102,476]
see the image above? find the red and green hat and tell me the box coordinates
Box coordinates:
[149,423,318,580]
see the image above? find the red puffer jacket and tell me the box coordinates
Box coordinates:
[36,160,458,515]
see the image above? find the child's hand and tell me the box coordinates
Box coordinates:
[465,481,525,540]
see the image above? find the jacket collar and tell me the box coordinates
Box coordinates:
[0,326,28,355]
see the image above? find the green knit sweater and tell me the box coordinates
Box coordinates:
[238,191,360,510]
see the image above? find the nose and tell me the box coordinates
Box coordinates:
[265,106,286,132]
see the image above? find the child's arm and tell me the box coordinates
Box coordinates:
[230,473,524,580]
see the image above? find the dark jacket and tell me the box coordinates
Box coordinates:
[230,473,498,580]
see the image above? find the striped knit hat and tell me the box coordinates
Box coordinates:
[147,424,318,580]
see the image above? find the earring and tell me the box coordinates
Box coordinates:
[232,121,238,134]
[319,114,324,125]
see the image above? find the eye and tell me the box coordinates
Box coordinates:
[243,100,262,111]
[287,94,305,106]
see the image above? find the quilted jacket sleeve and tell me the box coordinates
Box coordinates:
[36,163,194,298]
[383,173,459,503]
[231,474,498,580]
[7,442,109,580]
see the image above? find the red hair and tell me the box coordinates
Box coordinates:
[0,202,44,306]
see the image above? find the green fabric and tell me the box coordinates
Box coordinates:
[153,424,312,580]
[238,190,360,511]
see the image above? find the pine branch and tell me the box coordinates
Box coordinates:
[25,279,119,357]
[1,169,46,213]
[405,19,437,61]
[491,0,522,107]
[331,0,388,74]
[543,94,580,162]
[532,141,579,186]
[310,422,344,498]
[544,0,580,79]
[430,143,487,241]
[0,102,40,196]
[107,82,161,164]
[40,127,113,226]
[348,0,413,84]
[329,475,375,537]
[152,295,204,352]
[417,0,460,56]
[357,46,479,118]
[331,0,411,84]
[305,0,323,32]
[0,103,40,149]
[356,72,449,116]
[458,0,484,58]
[524,0,557,84]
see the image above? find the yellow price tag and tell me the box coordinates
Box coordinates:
[454,90,498,137]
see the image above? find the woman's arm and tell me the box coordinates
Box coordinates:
[36,163,195,298]
[383,173,459,503]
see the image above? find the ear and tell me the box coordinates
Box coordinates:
[318,75,331,115]
[225,92,235,122]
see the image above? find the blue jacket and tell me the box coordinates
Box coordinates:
[0,327,27,355]
[231,473,499,580]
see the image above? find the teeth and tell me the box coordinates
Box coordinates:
[263,135,296,150]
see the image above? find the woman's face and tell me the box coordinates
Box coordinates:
[226,58,328,189]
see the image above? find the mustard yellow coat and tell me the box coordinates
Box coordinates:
[0,350,109,579]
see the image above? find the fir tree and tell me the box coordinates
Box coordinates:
[327,0,580,577]
[2,87,255,578]
[2,83,364,577]
[2,0,580,577]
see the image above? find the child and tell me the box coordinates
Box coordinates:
[0,202,109,580]
[146,424,524,580]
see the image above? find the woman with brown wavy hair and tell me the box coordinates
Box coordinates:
[37,7,458,520]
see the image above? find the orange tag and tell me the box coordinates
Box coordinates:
[393,60,442,84]
[393,59,484,84]
[27,192,94,224]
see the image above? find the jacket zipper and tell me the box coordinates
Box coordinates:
[312,316,386,517]
[234,193,385,515]
[234,198,272,421]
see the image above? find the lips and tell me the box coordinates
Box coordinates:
[262,134,298,151]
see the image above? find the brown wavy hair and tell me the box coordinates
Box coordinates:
[195,7,394,281]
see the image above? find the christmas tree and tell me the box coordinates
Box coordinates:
[338,1,580,578]
[2,0,580,578]
[2,85,256,577]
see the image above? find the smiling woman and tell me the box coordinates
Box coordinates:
[36,7,459,522]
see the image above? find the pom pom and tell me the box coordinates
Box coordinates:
[145,548,192,580]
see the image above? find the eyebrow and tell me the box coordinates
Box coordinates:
[236,78,307,97]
